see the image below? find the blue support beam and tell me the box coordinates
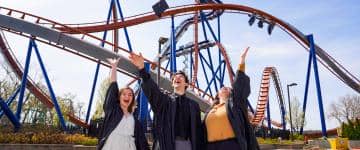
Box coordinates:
[138,63,150,127]
[267,99,271,130]
[309,35,327,137]
[199,11,220,92]
[217,15,223,87]
[247,99,255,114]
[280,102,287,131]
[0,87,20,119]
[32,39,67,131]
[85,63,100,124]
[202,51,219,92]
[86,0,124,124]
[221,60,226,86]
[197,53,223,95]
[198,53,212,69]
[202,63,222,96]
[164,58,170,72]
[299,35,327,137]
[198,52,213,97]
[16,40,33,120]
[300,41,313,134]
[170,16,177,73]
[0,97,20,131]
[85,0,115,124]
[115,0,133,51]
[200,12,218,42]
[100,0,115,47]
[190,49,193,83]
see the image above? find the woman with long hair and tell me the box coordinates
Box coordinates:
[97,58,149,150]
[203,49,259,150]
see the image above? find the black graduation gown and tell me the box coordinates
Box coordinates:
[138,69,204,150]
[97,82,150,150]
[203,70,260,150]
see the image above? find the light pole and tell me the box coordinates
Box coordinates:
[287,83,297,140]
[157,37,168,85]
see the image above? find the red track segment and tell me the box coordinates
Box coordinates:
[0,34,90,128]
[251,67,285,127]
[67,113,89,128]
[216,42,234,84]
[191,8,199,88]
[0,6,213,127]
[2,3,358,128]
[251,67,272,125]
[55,3,360,94]
[304,128,337,138]
[0,6,213,100]
[0,34,54,108]
[55,3,303,37]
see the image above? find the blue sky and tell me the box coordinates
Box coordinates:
[1,0,359,131]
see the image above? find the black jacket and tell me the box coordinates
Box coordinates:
[139,69,204,150]
[97,82,149,150]
[203,70,260,150]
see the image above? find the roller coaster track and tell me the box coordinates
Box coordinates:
[0,31,91,128]
[55,3,359,93]
[0,6,212,128]
[0,31,54,108]
[150,0,224,87]
[251,67,286,127]
[0,3,359,128]
[156,0,223,63]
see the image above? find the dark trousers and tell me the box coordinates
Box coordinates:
[207,138,240,150]
[175,139,191,150]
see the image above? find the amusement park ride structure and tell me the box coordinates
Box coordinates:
[0,0,359,138]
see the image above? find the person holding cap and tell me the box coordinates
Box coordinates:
[129,52,204,150]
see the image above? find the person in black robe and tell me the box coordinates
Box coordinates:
[203,49,259,150]
[129,53,204,150]
[97,58,149,150]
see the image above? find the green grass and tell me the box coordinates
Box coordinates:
[257,138,303,145]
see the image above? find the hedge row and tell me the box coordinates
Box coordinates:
[0,133,97,146]
[342,119,360,140]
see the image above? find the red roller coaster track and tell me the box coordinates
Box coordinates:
[0,32,91,128]
[55,3,359,94]
[1,3,358,130]
[251,67,286,128]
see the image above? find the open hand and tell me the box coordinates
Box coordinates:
[107,57,120,67]
[240,47,249,64]
[129,52,145,69]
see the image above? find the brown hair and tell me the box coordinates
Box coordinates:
[212,93,220,107]
[171,71,189,89]
[119,87,136,113]
[212,88,232,107]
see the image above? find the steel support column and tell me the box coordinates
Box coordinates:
[300,35,327,137]
[16,40,33,120]
[0,97,20,131]
[32,39,67,131]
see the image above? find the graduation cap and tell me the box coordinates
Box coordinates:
[152,0,169,17]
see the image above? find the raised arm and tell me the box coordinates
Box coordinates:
[232,48,251,108]
[108,58,120,83]
[129,53,169,114]
[103,58,121,113]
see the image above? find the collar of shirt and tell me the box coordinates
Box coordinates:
[173,93,186,98]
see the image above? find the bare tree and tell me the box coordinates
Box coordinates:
[0,62,78,127]
[328,94,360,124]
[0,63,20,125]
[0,64,19,100]
[91,77,110,120]
[286,96,306,133]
